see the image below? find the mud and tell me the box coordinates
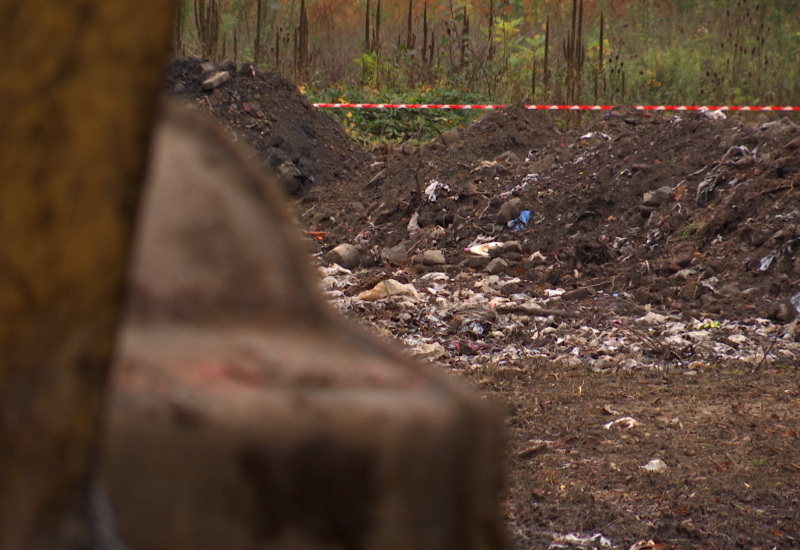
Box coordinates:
[166,58,800,550]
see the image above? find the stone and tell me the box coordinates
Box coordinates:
[496,198,522,226]
[500,252,522,262]
[466,256,492,269]
[673,250,695,268]
[770,229,792,242]
[750,228,772,246]
[401,143,417,155]
[783,137,800,151]
[325,243,361,270]
[242,102,264,117]
[760,117,798,133]
[785,319,800,342]
[266,150,305,195]
[643,185,673,207]
[427,141,445,152]
[595,165,612,184]
[769,300,798,323]
[382,243,408,264]
[218,58,236,72]
[528,153,555,174]
[440,128,461,147]
[494,240,522,257]
[422,249,447,266]
[718,283,741,297]
[562,287,595,301]
[201,70,231,91]
[198,61,217,74]
[484,257,508,275]
[494,150,521,164]
[238,62,255,76]
[700,293,717,308]
[357,247,379,268]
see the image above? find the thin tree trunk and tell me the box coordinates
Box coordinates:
[254,0,264,66]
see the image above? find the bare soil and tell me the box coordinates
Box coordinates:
[166,59,800,550]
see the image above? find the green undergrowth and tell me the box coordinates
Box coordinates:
[305,86,484,145]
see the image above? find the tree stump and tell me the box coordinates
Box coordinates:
[103,104,505,550]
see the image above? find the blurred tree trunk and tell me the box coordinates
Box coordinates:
[0,1,175,548]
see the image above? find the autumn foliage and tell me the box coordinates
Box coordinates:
[176,0,800,108]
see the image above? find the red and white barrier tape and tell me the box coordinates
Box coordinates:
[312,103,800,111]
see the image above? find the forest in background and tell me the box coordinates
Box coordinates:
[178,0,800,140]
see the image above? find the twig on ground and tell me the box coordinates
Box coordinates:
[495,305,580,318]
[753,327,781,372]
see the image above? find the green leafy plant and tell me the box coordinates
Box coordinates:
[307,85,482,144]
[680,220,699,239]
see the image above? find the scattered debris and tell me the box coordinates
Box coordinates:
[508,209,531,231]
[464,241,505,257]
[604,417,642,430]
[166,58,800,550]
[550,532,612,549]
[424,179,448,202]
[641,459,668,473]
[357,279,419,301]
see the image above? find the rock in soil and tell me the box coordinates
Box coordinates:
[325,243,361,270]
[422,249,447,266]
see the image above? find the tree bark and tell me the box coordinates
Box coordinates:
[0,1,174,548]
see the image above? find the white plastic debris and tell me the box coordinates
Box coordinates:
[407,341,448,361]
[318,264,353,277]
[637,311,668,325]
[603,417,641,430]
[550,532,612,549]
[641,459,668,473]
[758,254,775,271]
[406,211,421,237]
[544,288,566,297]
[464,242,504,257]
[701,108,726,120]
[424,179,449,202]
[527,250,548,265]
[580,131,611,140]
[791,292,800,315]
[315,251,800,373]
[629,540,662,550]
[357,279,419,301]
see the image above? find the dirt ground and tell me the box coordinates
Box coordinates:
[166,59,800,550]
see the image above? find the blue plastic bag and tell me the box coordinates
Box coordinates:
[508,210,531,231]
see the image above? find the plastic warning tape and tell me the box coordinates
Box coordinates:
[312,103,800,112]
[312,103,501,109]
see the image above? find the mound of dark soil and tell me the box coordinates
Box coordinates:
[305,104,799,323]
[164,58,367,194]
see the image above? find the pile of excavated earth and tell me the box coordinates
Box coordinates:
[165,58,800,550]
